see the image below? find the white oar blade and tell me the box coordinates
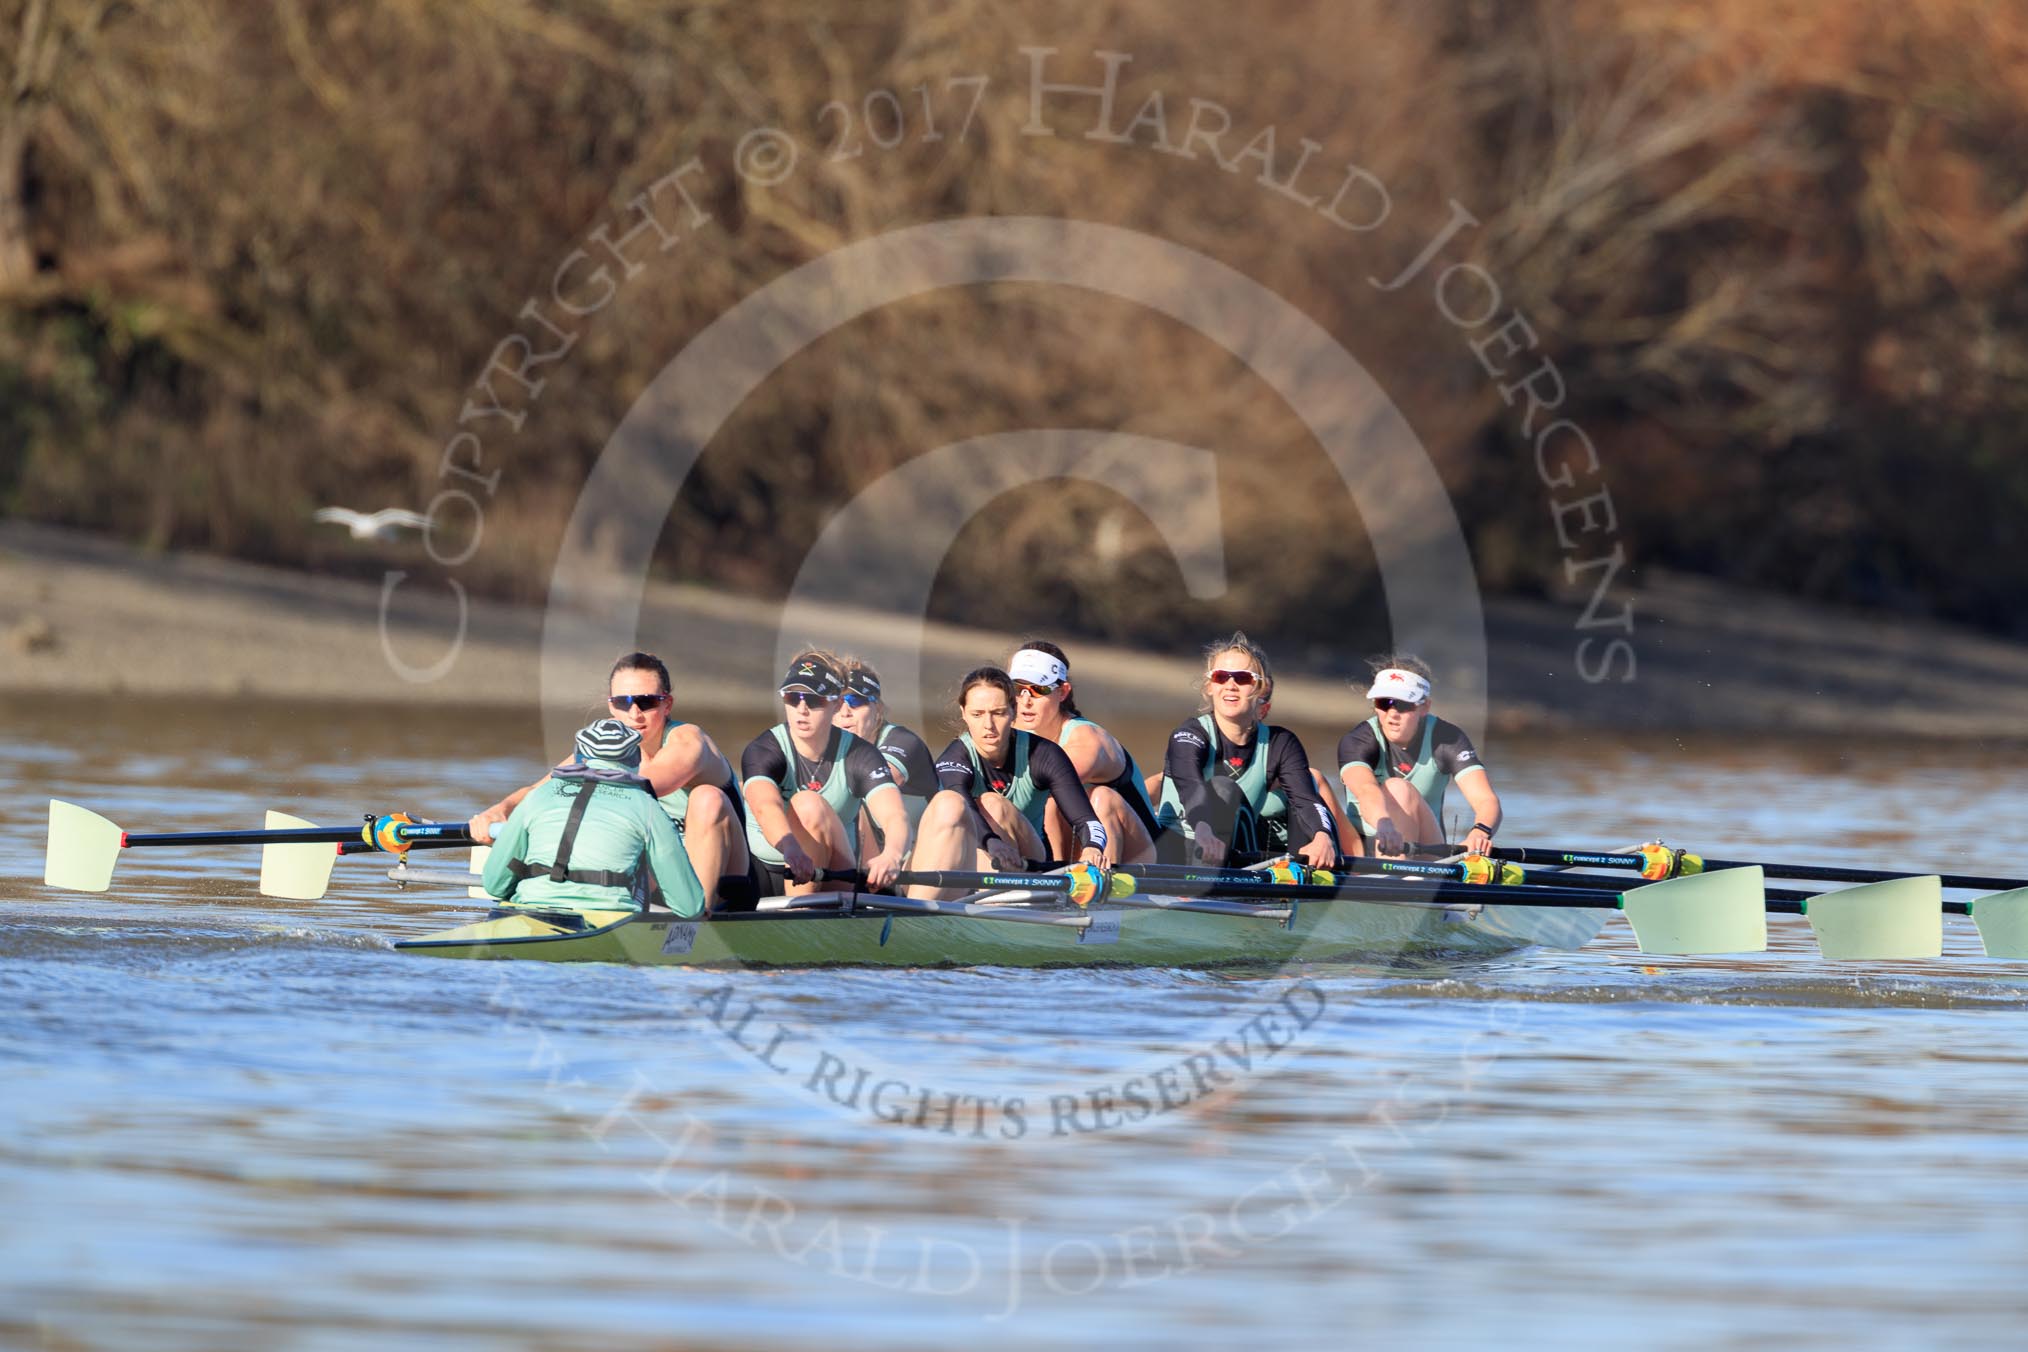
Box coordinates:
[259,811,340,901]
[469,845,491,900]
[1622,866,1768,954]
[1971,888,2028,960]
[45,800,123,892]
[1806,876,1942,960]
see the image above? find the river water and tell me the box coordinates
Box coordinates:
[5,695,2027,1349]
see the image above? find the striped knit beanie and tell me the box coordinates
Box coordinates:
[574,718,644,768]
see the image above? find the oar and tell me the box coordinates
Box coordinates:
[821,864,1109,906]
[1109,871,1620,908]
[1088,859,1314,888]
[1410,840,2028,891]
[337,837,472,855]
[1068,858,1519,889]
[1473,863,2020,960]
[1118,864,1956,958]
[1125,853,1644,890]
[42,800,471,897]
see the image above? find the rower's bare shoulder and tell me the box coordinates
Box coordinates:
[660,722,716,754]
[1061,720,1117,755]
[645,722,724,781]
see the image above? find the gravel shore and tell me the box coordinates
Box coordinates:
[4,519,2023,737]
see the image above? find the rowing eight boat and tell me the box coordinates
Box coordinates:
[391,878,1615,968]
[45,800,2028,965]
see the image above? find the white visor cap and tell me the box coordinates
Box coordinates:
[1008,648,1069,687]
[1365,668,1432,705]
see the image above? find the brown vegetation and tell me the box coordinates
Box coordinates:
[0,0,2023,646]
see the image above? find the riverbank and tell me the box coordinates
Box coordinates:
[3,519,2024,736]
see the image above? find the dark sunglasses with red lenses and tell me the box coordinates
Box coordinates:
[781,690,835,709]
[1373,697,1423,713]
[608,693,669,711]
[1207,668,1260,687]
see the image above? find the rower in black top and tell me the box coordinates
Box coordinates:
[1334,656,1502,858]
[908,666,1108,900]
[739,651,910,896]
[833,656,939,866]
[1154,632,1338,868]
[833,659,938,796]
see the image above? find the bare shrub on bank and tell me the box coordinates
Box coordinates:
[0,0,2023,640]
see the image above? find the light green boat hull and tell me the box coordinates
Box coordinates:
[394,893,1613,968]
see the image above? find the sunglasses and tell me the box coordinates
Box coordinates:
[781,690,836,709]
[608,693,669,711]
[841,692,875,709]
[1013,681,1061,699]
[1207,668,1260,687]
[1373,698,1424,713]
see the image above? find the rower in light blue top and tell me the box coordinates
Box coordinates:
[481,719,706,917]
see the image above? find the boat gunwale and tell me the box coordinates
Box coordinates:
[392,889,1616,963]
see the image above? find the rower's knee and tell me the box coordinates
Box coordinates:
[687,785,729,829]
[977,791,1021,836]
[1091,785,1137,827]
[923,790,970,832]
[788,788,833,824]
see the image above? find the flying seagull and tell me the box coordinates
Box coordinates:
[313,507,430,541]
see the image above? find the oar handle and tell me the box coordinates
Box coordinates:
[1409,842,1651,869]
[1115,872,1618,906]
[1331,856,1507,884]
[817,868,1076,893]
[1122,861,1311,888]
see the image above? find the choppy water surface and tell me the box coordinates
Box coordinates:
[4,696,2027,1349]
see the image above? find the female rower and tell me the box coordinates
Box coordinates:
[468,651,750,910]
[909,666,1109,900]
[1337,655,1501,858]
[1154,633,1338,869]
[833,657,938,860]
[1007,640,1159,866]
[480,719,706,918]
[740,651,910,896]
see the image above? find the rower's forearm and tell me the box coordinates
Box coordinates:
[1461,786,1503,834]
[747,794,797,853]
[874,808,912,853]
[1353,792,1394,834]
